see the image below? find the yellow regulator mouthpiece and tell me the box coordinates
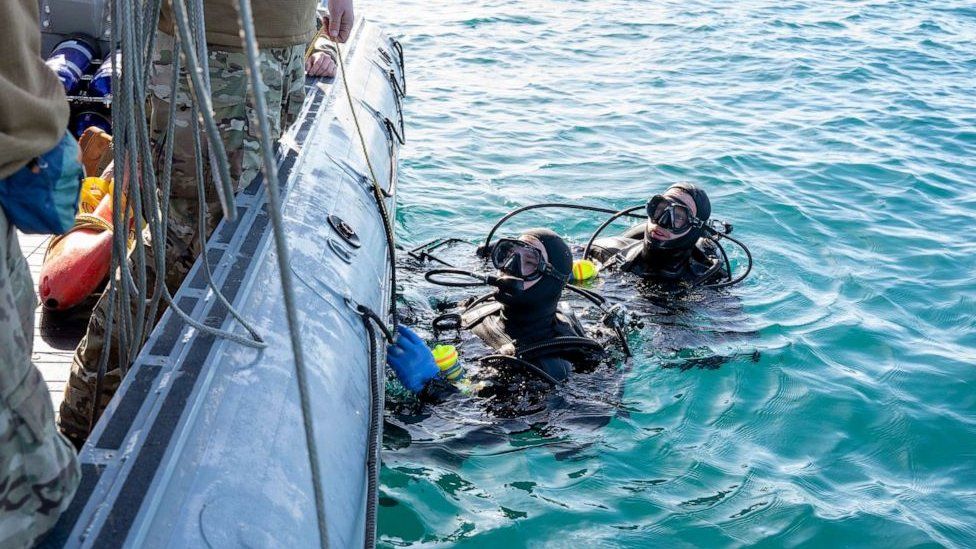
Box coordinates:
[571,259,599,281]
[432,344,464,380]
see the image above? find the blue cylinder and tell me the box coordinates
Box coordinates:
[72,110,112,138]
[45,38,97,95]
[89,52,120,98]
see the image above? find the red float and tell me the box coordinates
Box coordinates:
[39,192,115,311]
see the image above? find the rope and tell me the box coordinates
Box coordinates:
[353,304,391,549]
[140,0,174,337]
[170,0,237,222]
[119,0,151,366]
[361,316,380,549]
[133,1,267,350]
[88,0,269,433]
[43,213,116,256]
[482,203,644,256]
[190,103,266,345]
[107,0,130,367]
[330,32,400,334]
[356,303,396,344]
[235,1,328,546]
[304,28,339,62]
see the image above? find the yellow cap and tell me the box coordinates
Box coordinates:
[432,344,458,370]
[571,259,599,281]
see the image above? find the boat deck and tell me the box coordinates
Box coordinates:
[18,232,94,417]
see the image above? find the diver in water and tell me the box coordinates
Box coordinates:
[387,228,608,402]
[588,183,731,291]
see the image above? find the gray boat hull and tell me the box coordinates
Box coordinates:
[44,19,404,548]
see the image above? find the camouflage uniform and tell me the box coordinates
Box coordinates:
[1,208,80,547]
[58,33,307,448]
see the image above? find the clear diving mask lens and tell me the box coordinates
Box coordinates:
[490,238,566,282]
[646,195,701,234]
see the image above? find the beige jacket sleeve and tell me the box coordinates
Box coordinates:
[0,0,70,179]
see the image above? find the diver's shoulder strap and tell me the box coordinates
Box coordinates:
[460,298,503,330]
[555,301,586,338]
[691,237,726,278]
[695,236,718,256]
[615,240,646,272]
[590,236,639,265]
[461,297,518,354]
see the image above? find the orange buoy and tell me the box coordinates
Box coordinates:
[39,192,116,311]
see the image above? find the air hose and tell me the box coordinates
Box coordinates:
[481,203,644,257]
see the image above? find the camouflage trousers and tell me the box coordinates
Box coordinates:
[58,33,307,448]
[0,208,80,547]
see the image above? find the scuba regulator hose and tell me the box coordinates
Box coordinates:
[581,205,647,261]
[480,203,645,258]
[424,268,510,289]
[698,225,753,290]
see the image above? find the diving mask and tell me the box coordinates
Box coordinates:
[490,238,568,282]
[646,195,702,234]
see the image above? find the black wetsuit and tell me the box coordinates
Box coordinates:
[418,228,606,405]
[590,223,727,288]
[419,295,604,405]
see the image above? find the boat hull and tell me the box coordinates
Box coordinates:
[43,18,404,548]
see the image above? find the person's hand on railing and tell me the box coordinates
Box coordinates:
[305,51,336,77]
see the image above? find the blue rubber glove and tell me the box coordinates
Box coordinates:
[386,325,439,393]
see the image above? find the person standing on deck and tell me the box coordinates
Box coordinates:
[58,0,356,448]
[0,1,83,545]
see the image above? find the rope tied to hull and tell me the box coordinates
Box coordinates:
[350,302,393,549]
[328,29,400,338]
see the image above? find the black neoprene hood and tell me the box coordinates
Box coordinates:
[645,183,712,250]
[497,228,571,307]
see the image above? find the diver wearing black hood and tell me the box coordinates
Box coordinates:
[387,229,605,402]
[589,183,727,287]
[462,228,598,381]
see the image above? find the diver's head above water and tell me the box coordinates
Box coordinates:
[490,228,572,311]
[644,183,711,252]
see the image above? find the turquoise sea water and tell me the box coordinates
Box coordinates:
[362,1,976,546]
